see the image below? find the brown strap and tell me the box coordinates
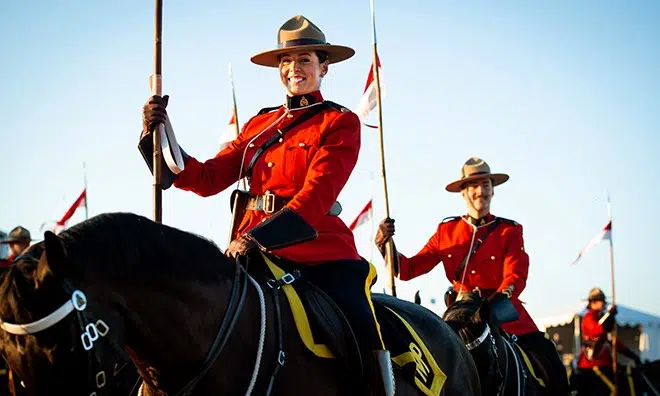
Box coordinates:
[246,102,329,178]
[453,219,501,282]
[246,192,342,216]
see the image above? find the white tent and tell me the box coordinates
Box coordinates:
[536,303,660,362]
[0,230,7,259]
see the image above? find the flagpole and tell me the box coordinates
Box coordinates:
[370,0,397,297]
[229,62,247,191]
[151,0,164,223]
[607,193,618,395]
[82,162,89,220]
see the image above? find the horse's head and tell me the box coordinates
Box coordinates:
[442,289,492,343]
[0,232,128,396]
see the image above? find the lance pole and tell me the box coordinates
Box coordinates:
[370,0,397,297]
[607,193,618,395]
[229,62,247,191]
[150,0,164,223]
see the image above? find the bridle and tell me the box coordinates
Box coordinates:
[0,276,125,396]
[0,253,251,396]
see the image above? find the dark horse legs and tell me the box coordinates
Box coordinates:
[516,331,570,395]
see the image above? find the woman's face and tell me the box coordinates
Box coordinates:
[279,50,328,96]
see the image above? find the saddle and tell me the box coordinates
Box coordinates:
[258,253,447,396]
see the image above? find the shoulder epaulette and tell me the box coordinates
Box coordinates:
[441,216,461,224]
[323,100,352,113]
[257,105,281,115]
[496,217,519,226]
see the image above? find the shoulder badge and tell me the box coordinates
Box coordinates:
[441,216,461,224]
[324,100,351,113]
[496,217,519,226]
[257,105,281,115]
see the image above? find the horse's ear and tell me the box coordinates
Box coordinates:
[414,290,421,305]
[43,231,69,277]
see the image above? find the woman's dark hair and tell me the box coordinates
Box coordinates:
[316,50,329,63]
[277,50,329,64]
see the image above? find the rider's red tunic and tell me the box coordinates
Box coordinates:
[173,91,361,264]
[396,214,538,335]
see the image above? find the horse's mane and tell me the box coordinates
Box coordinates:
[54,212,232,282]
[443,295,482,324]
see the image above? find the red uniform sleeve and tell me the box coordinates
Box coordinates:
[285,112,360,226]
[497,224,529,298]
[397,225,443,281]
[173,119,255,197]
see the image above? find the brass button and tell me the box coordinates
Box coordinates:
[491,256,495,260]
[447,254,452,258]
[471,270,476,274]
[267,162,274,168]
[287,113,294,119]
[248,143,255,148]
[279,138,283,143]
[298,142,305,147]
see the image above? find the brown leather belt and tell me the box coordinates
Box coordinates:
[246,191,341,216]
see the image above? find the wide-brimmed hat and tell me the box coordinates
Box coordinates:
[0,226,31,244]
[250,15,355,68]
[584,287,607,302]
[445,157,510,193]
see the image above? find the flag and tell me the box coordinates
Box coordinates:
[356,54,386,128]
[349,200,373,231]
[219,112,238,151]
[54,189,87,233]
[571,221,612,265]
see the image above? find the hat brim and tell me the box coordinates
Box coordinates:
[250,44,355,67]
[445,173,509,193]
[0,239,29,244]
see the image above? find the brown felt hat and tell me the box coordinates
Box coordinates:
[250,15,355,68]
[0,226,31,244]
[445,157,510,193]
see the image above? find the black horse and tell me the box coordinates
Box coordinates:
[442,290,560,396]
[569,359,660,395]
[0,212,480,395]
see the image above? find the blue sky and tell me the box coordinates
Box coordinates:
[2,1,659,323]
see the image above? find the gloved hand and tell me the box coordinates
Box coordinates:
[608,304,618,316]
[225,235,257,259]
[142,95,169,136]
[375,218,395,248]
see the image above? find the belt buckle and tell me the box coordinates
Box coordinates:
[263,191,276,214]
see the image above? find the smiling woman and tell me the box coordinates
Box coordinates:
[137,14,397,395]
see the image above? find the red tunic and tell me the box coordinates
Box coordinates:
[397,214,538,335]
[173,91,361,264]
[577,308,627,369]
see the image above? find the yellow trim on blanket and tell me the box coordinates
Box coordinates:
[593,366,615,396]
[626,364,637,396]
[513,343,546,388]
[261,253,335,359]
[388,307,446,396]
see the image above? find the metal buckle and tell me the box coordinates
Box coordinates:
[262,191,276,214]
[72,290,88,311]
[96,371,106,388]
[278,350,286,366]
[95,320,110,337]
[281,273,295,285]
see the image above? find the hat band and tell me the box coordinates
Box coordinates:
[278,38,328,48]
[462,171,490,179]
